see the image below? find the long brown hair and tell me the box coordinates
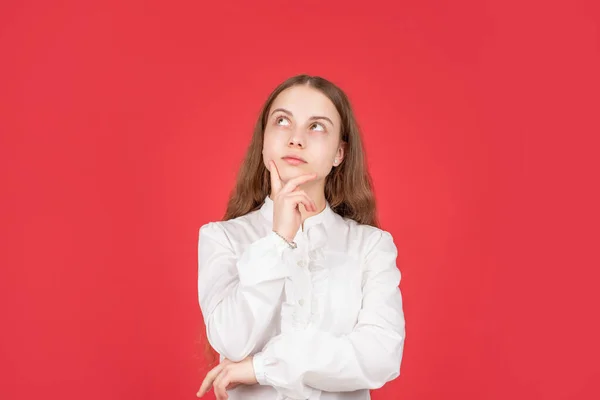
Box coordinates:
[201,74,380,366]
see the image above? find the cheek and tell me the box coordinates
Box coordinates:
[262,132,274,152]
[263,129,284,147]
[262,133,281,166]
[312,151,336,175]
[262,144,274,160]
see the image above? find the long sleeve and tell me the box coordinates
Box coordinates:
[197,222,297,362]
[252,230,406,398]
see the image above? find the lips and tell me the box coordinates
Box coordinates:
[282,155,307,163]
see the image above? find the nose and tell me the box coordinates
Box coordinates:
[288,129,305,148]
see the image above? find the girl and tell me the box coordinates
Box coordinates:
[196,75,405,400]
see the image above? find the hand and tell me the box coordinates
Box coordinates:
[196,357,258,400]
[269,160,318,242]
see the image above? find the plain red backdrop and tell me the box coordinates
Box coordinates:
[1,0,599,399]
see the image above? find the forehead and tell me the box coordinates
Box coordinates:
[270,85,340,123]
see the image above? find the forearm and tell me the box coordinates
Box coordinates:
[199,228,300,361]
[253,322,404,396]
[205,278,285,361]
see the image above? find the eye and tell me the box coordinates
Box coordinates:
[310,122,325,132]
[275,116,290,126]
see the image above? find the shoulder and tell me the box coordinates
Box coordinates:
[198,221,231,253]
[198,210,262,245]
[337,217,397,258]
[336,215,395,245]
[345,223,400,280]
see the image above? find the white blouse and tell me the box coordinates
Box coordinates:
[197,195,406,400]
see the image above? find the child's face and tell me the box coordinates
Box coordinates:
[262,85,344,184]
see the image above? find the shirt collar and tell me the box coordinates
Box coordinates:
[259,194,336,232]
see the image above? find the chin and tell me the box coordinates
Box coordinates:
[280,165,312,178]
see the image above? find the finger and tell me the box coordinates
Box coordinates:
[198,373,216,397]
[198,370,216,397]
[199,359,231,396]
[286,191,317,211]
[213,369,230,400]
[197,363,226,397]
[281,172,318,194]
[269,160,282,195]
[285,192,317,212]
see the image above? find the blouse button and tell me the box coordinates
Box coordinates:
[297,260,305,268]
[298,299,304,306]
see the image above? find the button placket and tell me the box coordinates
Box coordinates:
[290,227,326,330]
[294,261,312,327]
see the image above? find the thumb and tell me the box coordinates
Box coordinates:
[269,160,282,194]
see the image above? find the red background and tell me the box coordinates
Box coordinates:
[1,1,599,399]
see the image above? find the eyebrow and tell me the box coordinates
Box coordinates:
[270,108,335,127]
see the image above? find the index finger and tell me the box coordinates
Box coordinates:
[197,363,225,397]
[281,172,318,194]
[269,160,283,195]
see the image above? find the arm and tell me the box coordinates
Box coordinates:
[252,230,406,398]
[197,222,298,362]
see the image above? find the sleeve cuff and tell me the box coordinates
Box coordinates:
[252,352,268,385]
[237,232,296,286]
